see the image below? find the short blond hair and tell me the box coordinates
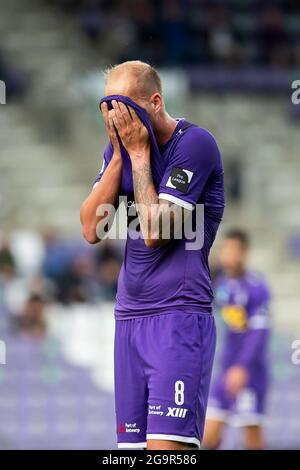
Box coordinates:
[104,60,162,98]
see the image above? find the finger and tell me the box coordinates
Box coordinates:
[109,109,120,130]
[112,100,127,126]
[108,110,114,128]
[100,101,108,115]
[108,115,119,145]
[101,102,109,125]
[108,110,115,131]
[128,106,140,123]
[118,102,133,124]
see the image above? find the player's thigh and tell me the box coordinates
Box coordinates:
[144,312,216,448]
[243,425,265,450]
[114,319,148,448]
[203,419,225,449]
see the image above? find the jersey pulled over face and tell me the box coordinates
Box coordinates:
[214,270,271,372]
[95,119,225,318]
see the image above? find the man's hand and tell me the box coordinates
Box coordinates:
[224,365,248,397]
[101,101,121,158]
[109,100,150,157]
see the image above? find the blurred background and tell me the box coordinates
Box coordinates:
[0,0,300,450]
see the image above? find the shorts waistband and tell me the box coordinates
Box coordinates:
[115,306,213,320]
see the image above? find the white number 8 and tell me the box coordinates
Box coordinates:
[175,380,185,405]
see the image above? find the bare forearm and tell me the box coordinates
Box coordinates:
[131,155,183,247]
[132,159,158,206]
[80,155,122,244]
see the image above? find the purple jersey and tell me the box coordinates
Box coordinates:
[214,270,271,373]
[95,119,225,319]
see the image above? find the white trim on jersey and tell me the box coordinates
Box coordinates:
[158,193,194,211]
[93,181,100,189]
[117,442,147,449]
[147,433,200,448]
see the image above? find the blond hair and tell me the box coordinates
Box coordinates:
[104,60,162,98]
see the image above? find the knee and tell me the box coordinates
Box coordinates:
[202,421,222,450]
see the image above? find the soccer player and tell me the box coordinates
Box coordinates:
[204,229,271,450]
[80,61,224,450]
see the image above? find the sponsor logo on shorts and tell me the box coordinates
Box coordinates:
[118,421,141,434]
[148,404,164,416]
[118,421,125,433]
[166,407,188,418]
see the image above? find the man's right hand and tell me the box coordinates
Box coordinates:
[80,101,123,244]
[101,101,121,158]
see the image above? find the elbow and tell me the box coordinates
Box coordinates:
[82,226,99,245]
[80,203,100,245]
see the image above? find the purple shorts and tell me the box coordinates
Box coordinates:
[207,371,268,426]
[114,312,216,449]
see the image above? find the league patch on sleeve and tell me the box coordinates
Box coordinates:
[166,167,194,193]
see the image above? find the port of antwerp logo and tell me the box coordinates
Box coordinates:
[118,421,141,434]
[118,421,125,433]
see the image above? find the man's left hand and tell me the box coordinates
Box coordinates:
[109,100,150,158]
